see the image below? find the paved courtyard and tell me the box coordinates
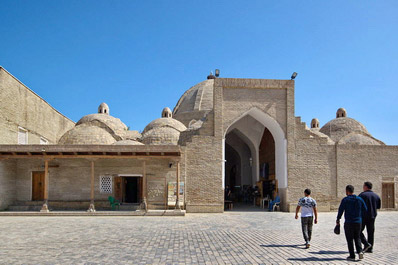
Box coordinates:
[0,210,397,264]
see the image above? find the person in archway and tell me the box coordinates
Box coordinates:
[268,191,280,211]
[295,189,318,249]
[225,185,231,201]
[359,181,381,253]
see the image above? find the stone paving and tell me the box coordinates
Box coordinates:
[0,209,397,264]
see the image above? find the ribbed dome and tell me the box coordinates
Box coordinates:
[113,140,144,145]
[58,124,116,145]
[320,117,370,142]
[173,79,214,126]
[338,133,383,145]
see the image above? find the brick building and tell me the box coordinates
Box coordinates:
[0,67,397,212]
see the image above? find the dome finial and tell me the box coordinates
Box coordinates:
[336,108,347,118]
[162,107,172,118]
[98,103,110,115]
[311,118,320,129]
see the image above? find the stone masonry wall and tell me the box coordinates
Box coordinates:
[0,160,17,210]
[0,67,75,144]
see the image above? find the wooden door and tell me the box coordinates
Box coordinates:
[32,171,45,201]
[382,183,395,209]
[114,176,123,201]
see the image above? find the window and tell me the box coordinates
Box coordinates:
[40,137,48,145]
[100,175,112,193]
[18,127,28,144]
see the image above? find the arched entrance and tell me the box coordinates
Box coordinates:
[223,108,287,208]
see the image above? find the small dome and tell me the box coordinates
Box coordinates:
[142,109,187,145]
[338,133,384,145]
[142,127,181,145]
[336,108,347,118]
[143,118,187,134]
[162,107,172,118]
[98,103,110,115]
[173,79,214,126]
[320,117,370,142]
[311,118,320,129]
[113,140,144,145]
[58,124,116,145]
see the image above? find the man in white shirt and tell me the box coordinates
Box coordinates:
[295,189,318,249]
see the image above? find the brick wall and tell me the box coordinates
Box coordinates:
[0,67,75,144]
[14,158,178,204]
[336,145,398,209]
[0,160,17,210]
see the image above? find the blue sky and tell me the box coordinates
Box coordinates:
[1,1,397,144]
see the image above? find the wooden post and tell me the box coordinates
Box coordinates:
[40,159,49,212]
[175,161,181,210]
[87,160,96,212]
[142,160,148,212]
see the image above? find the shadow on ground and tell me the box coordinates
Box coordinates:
[309,250,347,255]
[288,257,346,262]
[260,244,304,249]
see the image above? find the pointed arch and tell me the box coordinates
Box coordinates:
[223,107,287,189]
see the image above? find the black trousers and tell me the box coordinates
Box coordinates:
[360,218,375,250]
[301,216,313,243]
[344,223,363,258]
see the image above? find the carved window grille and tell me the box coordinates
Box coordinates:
[100,175,112,193]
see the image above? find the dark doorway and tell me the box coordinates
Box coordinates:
[124,177,139,203]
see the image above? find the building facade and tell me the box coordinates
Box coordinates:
[0,67,397,212]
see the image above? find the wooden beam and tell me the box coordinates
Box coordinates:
[0,154,180,159]
[87,160,96,212]
[142,160,148,212]
[40,160,49,212]
[176,161,181,210]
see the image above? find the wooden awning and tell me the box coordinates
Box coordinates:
[0,145,181,159]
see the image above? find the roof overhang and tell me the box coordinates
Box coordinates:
[0,145,181,159]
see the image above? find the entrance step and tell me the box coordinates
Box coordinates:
[119,204,140,211]
[8,205,42,211]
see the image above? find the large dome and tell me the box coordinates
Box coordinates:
[320,117,369,142]
[173,79,214,127]
[59,103,141,144]
[338,133,383,145]
[58,124,116,145]
[76,114,128,139]
[319,108,384,145]
[142,108,187,145]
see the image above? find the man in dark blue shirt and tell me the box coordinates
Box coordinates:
[359,181,381,253]
[336,185,368,261]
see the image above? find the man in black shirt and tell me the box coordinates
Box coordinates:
[359,181,381,253]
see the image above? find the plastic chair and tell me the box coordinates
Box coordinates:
[108,196,120,210]
[272,201,281,211]
[268,196,281,211]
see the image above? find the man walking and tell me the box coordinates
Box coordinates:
[359,181,381,253]
[337,185,368,261]
[295,189,317,249]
